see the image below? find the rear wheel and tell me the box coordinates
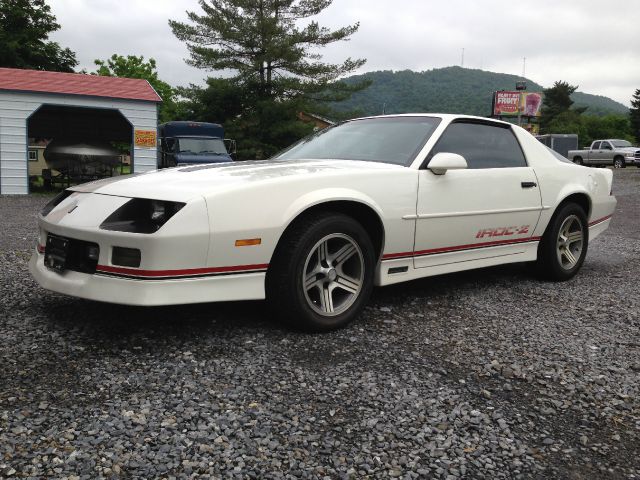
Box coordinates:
[266,212,375,332]
[613,156,625,168]
[573,157,583,166]
[536,203,588,280]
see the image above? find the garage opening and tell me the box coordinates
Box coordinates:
[27,105,133,190]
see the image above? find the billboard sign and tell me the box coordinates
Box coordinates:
[493,91,543,117]
[494,91,522,116]
[521,92,542,117]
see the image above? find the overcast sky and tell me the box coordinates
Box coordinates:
[48,0,639,107]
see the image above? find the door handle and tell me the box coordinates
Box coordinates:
[521,181,537,188]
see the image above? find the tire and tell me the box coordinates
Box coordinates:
[573,157,583,166]
[613,156,624,169]
[266,212,375,332]
[536,202,588,281]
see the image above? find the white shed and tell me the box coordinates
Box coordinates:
[0,68,161,194]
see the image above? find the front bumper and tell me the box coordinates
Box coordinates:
[29,248,266,306]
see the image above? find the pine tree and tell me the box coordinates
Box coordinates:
[540,81,586,133]
[169,0,369,158]
[630,89,640,144]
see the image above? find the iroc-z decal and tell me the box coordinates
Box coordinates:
[476,225,530,238]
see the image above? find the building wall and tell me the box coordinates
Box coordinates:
[28,146,47,177]
[0,91,158,194]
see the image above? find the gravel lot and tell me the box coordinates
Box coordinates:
[1,170,638,479]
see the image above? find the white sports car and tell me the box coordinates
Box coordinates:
[30,114,617,331]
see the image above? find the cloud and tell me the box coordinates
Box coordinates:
[48,0,638,106]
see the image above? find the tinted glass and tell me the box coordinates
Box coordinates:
[611,140,632,147]
[601,142,612,150]
[546,146,572,164]
[275,117,441,166]
[177,138,227,155]
[592,141,601,149]
[427,122,527,169]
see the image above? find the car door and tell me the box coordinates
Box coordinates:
[587,141,602,165]
[600,141,614,165]
[414,121,543,269]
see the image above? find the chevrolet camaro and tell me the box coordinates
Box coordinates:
[30,114,617,331]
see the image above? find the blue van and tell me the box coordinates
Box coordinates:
[158,121,234,168]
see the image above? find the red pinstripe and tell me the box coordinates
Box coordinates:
[588,214,612,227]
[382,236,542,260]
[96,263,268,278]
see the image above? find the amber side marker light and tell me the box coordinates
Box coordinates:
[235,238,261,247]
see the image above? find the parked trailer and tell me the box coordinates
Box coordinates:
[536,134,578,159]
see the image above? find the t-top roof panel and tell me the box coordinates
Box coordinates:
[0,67,162,103]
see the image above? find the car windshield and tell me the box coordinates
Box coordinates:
[176,138,227,155]
[611,140,632,148]
[274,116,442,166]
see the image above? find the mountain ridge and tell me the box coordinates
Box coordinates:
[333,66,629,117]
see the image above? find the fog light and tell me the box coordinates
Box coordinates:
[112,247,141,268]
[86,246,99,261]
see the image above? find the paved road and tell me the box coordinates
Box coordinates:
[0,170,638,479]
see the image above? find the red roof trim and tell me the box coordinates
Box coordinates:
[0,68,162,103]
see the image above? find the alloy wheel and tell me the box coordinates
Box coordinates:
[303,233,365,316]
[556,215,584,270]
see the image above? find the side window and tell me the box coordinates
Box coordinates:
[592,141,601,150]
[601,142,612,150]
[163,138,176,152]
[427,122,527,169]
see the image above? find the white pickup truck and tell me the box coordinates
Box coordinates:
[568,139,640,168]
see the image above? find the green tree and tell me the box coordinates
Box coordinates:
[169,0,368,159]
[630,89,640,144]
[0,0,77,71]
[581,114,634,147]
[540,81,586,133]
[94,54,176,123]
[174,78,246,125]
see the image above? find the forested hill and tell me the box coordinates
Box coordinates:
[333,66,629,117]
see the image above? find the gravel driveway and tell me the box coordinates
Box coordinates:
[1,170,638,479]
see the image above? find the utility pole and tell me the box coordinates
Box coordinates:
[518,57,527,128]
[461,48,465,68]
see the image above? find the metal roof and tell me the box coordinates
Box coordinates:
[0,67,162,103]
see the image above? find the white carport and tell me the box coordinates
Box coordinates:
[0,68,161,194]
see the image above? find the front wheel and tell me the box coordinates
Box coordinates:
[536,203,588,281]
[613,157,625,169]
[266,212,375,332]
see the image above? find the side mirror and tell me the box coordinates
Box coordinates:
[428,152,468,175]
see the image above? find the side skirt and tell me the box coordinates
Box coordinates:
[376,242,539,287]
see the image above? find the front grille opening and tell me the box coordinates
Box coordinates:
[112,247,141,268]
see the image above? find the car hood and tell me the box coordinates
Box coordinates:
[618,147,640,154]
[69,159,404,202]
